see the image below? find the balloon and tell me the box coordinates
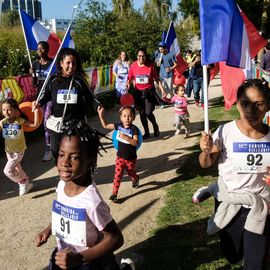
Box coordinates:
[120,93,134,106]
[19,102,43,132]
[174,75,186,86]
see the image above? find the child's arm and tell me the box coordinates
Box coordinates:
[97,107,115,130]
[119,132,139,146]
[199,131,220,168]
[35,223,52,247]
[24,102,39,127]
[55,219,123,269]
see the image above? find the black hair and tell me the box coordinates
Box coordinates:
[56,48,88,81]
[2,98,28,120]
[60,120,105,178]
[137,48,149,61]
[237,79,270,106]
[266,42,270,51]
[37,41,49,52]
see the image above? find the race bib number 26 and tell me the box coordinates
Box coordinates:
[51,200,87,246]
[232,142,270,173]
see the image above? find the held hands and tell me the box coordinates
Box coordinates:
[200,131,213,154]
[55,247,83,269]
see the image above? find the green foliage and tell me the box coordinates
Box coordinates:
[74,0,163,66]
[0,26,31,77]
[1,10,20,27]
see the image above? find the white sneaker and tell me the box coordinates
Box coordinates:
[120,258,135,270]
[42,149,53,162]
[185,129,190,138]
[175,129,181,135]
[19,180,33,196]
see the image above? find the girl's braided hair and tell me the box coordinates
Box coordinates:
[60,120,106,175]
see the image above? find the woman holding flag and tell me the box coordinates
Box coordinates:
[34,48,101,162]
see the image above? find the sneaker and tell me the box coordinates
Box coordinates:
[42,149,53,162]
[132,179,139,188]
[142,133,150,140]
[160,105,165,109]
[195,101,199,106]
[154,129,160,137]
[192,186,212,204]
[185,129,190,138]
[201,103,205,109]
[19,180,33,196]
[175,129,181,135]
[120,258,135,270]
[109,194,118,202]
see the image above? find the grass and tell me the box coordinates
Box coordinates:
[136,101,241,270]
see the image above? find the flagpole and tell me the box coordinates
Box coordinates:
[203,65,209,133]
[35,5,78,104]
[18,9,33,68]
[164,20,173,44]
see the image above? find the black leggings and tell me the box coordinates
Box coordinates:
[49,131,62,164]
[134,88,159,134]
[217,205,270,270]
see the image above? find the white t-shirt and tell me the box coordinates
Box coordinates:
[213,120,270,194]
[52,180,113,252]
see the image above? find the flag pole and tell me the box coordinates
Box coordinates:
[35,5,78,104]
[18,9,33,68]
[203,65,209,133]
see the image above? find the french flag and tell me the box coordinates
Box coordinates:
[199,0,267,109]
[165,22,189,76]
[19,9,61,58]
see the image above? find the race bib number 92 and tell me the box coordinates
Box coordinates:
[232,142,270,173]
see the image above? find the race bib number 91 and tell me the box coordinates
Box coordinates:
[232,142,270,173]
[52,200,87,246]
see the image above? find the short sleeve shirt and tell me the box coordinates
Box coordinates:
[1,117,26,153]
[114,123,138,160]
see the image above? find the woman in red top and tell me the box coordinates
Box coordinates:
[127,48,166,139]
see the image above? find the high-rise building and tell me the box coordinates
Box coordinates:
[0,0,42,20]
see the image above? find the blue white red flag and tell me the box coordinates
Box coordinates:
[199,0,267,109]
[19,9,61,58]
[165,22,188,76]
[62,27,75,49]
[199,0,266,69]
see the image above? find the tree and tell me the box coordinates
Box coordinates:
[1,10,20,27]
[112,0,132,17]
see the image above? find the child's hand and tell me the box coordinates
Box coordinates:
[35,228,51,247]
[200,131,213,154]
[119,132,129,141]
[97,106,105,116]
[55,247,83,269]
[263,166,270,186]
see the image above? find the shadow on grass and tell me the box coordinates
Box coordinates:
[118,218,236,270]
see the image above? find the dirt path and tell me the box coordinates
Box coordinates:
[0,77,222,269]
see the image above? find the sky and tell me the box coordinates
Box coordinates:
[41,0,177,20]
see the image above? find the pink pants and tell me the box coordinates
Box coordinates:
[4,152,28,184]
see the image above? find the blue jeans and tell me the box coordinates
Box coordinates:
[193,77,203,104]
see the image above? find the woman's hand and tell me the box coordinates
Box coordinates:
[97,106,105,117]
[200,131,213,154]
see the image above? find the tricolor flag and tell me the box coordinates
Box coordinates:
[165,22,189,76]
[19,9,61,58]
[199,0,267,109]
[62,27,75,49]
